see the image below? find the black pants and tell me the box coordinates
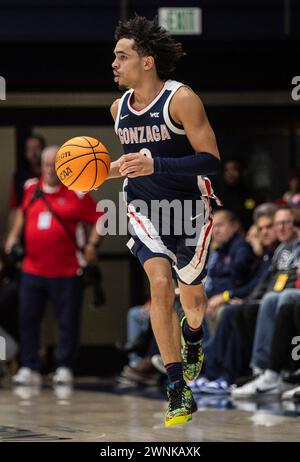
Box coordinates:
[268,297,300,373]
[19,272,83,371]
[234,302,260,371]
[204,304,254,384]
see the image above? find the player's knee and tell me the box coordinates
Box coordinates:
[150,275,174,302]
[180,293,207,314]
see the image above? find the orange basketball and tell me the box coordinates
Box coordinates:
[55,136,110,191]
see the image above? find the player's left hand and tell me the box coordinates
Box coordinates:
[119,153,154,178]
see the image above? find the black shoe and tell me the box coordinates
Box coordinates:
[235,373,260,388]
[282,368,300,385]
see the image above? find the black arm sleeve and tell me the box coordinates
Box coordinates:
[153,152,221,176]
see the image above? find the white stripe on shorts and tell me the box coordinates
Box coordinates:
[174,197,212,284]
[127,204,177,263]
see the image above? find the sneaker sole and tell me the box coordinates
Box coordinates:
[165,413,192,427]
[165,394,197,427]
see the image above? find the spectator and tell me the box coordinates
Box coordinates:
[205,209,256,320]
[232,206,300,397]
[190,203,278,393]
[9,135,45,211]
[123,299,151,368]
[5,146,104,386]
[118,288,184,386]
[246,288,300,398]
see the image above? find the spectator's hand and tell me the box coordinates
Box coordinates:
[206,294,224,319]
[230,297,243,305]
[84,243,97,264]
[119,153,154,178]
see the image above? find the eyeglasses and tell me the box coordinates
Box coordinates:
[274,220,294,227]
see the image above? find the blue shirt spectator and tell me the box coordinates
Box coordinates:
[206,233,255,298]
[205,210,256,319]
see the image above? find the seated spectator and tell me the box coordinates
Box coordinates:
[232,206,300,397]
[122,299,151,368]
[235,288,300,398]
[5,146,104,387]
[205,209,256,321]
[117,312,161,386]
[190,203,278,393]
[118,287,185,386]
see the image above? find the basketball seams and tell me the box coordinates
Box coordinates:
[55,136,110,191]
[55,151,109,172]
[82,136,98,190]
[66,158,108,189]
[101,158,109,174]
[61,141,100,149]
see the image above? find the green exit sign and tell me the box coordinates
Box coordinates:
[158,7,202,35]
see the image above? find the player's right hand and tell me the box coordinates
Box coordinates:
[119,153,154,178]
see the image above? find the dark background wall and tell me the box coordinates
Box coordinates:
[1,0,300,92]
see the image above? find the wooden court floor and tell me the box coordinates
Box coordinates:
[0,380,299,442]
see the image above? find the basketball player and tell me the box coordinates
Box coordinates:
[108,16,221,427]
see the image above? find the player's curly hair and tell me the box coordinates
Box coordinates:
[114,15,185,80]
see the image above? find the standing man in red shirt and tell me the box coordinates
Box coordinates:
[5,146,103,386]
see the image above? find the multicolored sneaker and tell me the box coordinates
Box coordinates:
[165,381,197,427]
[181,317,204,382]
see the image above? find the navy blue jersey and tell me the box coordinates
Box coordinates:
[115,80,214,203]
